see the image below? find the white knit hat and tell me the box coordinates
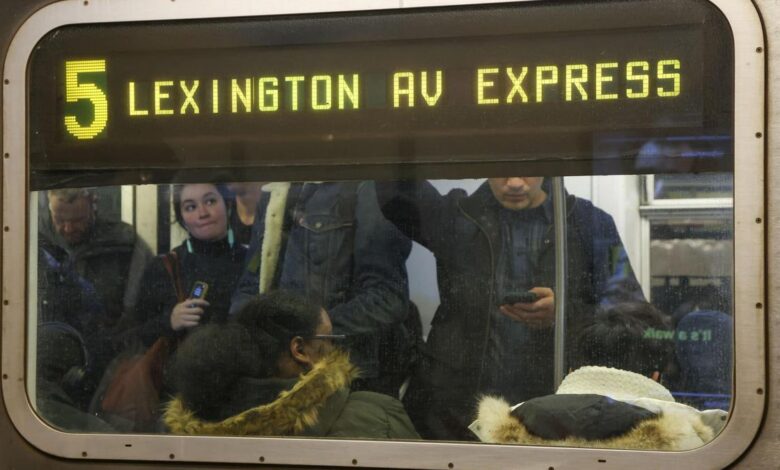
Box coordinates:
[556,366,675,402]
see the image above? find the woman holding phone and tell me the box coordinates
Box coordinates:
[128,183,248,347]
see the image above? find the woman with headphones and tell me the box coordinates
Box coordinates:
[129,183,248,348]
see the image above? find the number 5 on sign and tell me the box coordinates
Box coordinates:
[64,59,108,140]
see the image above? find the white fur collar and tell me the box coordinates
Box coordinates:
[259,183,290,294]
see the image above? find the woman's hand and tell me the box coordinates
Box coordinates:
[170,298,210,331]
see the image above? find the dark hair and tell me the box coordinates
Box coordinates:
[168,291,323,420]
[575,302,673,377]
[233,290,323,364]
[171,183,232,227]
[168,323,262,420]
[37,321,87,384]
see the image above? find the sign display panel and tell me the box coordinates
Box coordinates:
[27,0,733,187]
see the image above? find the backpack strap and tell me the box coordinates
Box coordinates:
[161,251,186,303]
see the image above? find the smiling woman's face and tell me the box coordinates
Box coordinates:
[179,184,228,241]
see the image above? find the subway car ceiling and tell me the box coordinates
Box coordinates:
[1,0,771,469]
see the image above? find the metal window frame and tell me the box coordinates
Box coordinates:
[643,174,735,206]
[1,0,765,468]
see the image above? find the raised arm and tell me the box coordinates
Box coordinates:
[375,179,456,252]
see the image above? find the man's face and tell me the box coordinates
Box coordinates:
[488,177,547,210]
[48,195,94,246]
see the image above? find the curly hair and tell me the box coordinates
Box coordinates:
[575,302,673,377]
[168,291,323,420]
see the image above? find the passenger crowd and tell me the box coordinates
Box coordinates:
[35,178,730,448]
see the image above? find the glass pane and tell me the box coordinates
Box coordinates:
[31,174,733,452]
[24,0,735,459]
[653,173,733,199]
[649,216,733,410]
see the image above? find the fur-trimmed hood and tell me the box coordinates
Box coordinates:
[471,367,727,450]
[164,350,359,436]
[473,396,714,450]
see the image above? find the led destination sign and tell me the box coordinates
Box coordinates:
[65,58,682,140]
[28,0,733,185]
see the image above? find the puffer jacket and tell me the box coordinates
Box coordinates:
[472,366,727,450]
[163,351,419,439]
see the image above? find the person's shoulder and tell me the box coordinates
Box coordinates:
[91,218,137,245]
[446,187,469,200]
[341,391,411,418]
[569,195,614,222]
[339,391,419,438]
[344,391,416,423]
[348,390,404,406]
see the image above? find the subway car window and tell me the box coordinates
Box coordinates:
[18,0,744,462]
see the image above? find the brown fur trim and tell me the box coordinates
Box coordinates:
[476,396,710,450]
[163,350,359,436]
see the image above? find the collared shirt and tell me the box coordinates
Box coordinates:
[483,195,554,400]
[495,195,554,301]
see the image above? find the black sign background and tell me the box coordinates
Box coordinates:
[28,0,733,188]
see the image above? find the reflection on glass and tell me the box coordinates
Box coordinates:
[650,218,733,411]
[653,173,733,200]
[30,175,732,450]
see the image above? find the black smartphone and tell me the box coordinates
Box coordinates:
[501,291,538,305]
[190,281,209,300]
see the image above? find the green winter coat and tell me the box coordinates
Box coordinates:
[163,351,419,439]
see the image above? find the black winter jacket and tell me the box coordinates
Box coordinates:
[377,180,644,439]
[129,237,247,348]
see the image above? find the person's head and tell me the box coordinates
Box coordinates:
[172,183,229,242]
[487,177,547,210]
[576,302,673,379]
[36,322,87,388]
[234,291,336,378]
[168,323,262,420]
[47,188,96,246]
[169,291,335,420]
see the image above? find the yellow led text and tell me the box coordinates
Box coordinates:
[476,59,681,105]
[393,70,443,108]
[64,59,108,139]
[127,74,362,117]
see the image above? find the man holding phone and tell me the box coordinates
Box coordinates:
[377,177,644,440]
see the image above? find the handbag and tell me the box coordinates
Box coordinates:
[99,252,185,432]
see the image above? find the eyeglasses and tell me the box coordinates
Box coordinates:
[306,334,347,341]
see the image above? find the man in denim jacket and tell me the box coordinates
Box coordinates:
[231,182,412,396]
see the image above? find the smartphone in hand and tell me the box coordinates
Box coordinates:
[500,291,538,305]
[190,281,209,300]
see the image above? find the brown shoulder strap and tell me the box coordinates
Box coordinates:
[161,251,186,303]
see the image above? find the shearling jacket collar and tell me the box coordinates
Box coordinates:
[473,395,714,450]
[164,350,359,436]
[258,182,290,294]
[472,367,723,450]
